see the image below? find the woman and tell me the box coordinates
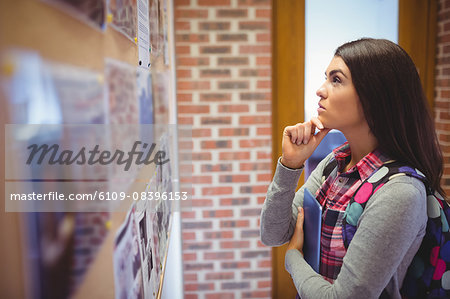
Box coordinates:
[260,38,445,298]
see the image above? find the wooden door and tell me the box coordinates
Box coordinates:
[270,0,437,297]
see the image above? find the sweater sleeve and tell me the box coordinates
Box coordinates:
[260,153,335,246]
[285,176,427,299]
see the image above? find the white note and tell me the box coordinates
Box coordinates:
[137,0,150,68]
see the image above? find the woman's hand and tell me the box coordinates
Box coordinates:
[281,117,330,169]
[287,207,305,253]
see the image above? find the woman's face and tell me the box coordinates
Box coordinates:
[316,56,366,132]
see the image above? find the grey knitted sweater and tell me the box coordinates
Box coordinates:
[260,153,427,299]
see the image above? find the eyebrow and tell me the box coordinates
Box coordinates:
[325,69,348,79]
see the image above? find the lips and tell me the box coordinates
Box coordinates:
[318,102,325,110]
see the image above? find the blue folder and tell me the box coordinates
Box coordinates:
[303,188,322,272]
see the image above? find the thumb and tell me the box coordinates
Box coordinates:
[296,207,304,229]
[311,128,331,146]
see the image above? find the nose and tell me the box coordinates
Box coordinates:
[316,83,327,99]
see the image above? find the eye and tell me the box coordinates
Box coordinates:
[331,76,341,84]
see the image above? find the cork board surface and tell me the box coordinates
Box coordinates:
[0,0,168,298]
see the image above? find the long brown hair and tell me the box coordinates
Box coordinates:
[335,38,445,195]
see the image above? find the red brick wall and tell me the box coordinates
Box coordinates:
[436,0,450,195]
[174,0,272,298]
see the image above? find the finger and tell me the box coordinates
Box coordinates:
[284,126,297,144]
[311,117,324,130]
[303,122,312,144]
[295,124,304,146]
[310,120,317,135]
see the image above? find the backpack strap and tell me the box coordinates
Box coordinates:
[341,161,429,248]
[321,158,338,184]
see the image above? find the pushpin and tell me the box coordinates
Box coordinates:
[1,61,15,77]
[134,37,138,43]
[107,13,113,23]
[105,220,112,230]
